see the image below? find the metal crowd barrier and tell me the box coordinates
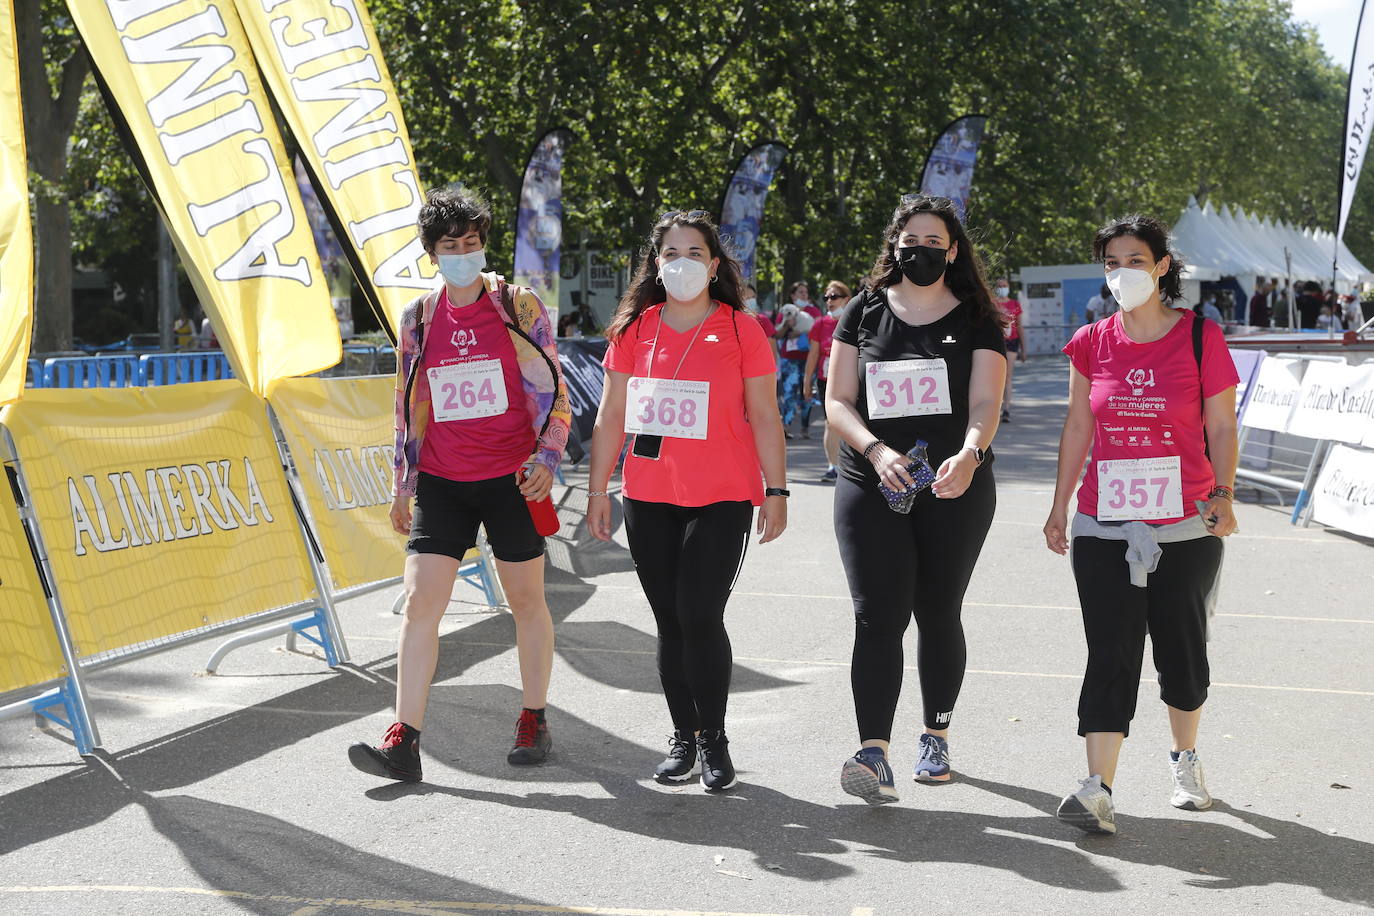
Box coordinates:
[43,354,142,388]
[140,351,234,385]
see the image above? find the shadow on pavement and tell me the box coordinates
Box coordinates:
[962,775,1374,908]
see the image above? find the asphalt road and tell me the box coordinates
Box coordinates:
[2,358,1371,915]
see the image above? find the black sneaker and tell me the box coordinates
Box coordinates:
[507,709,552,765]
[697,729,737,791]
[348,722,422,782]
[653,731,697,783]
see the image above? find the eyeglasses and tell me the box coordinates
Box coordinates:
[659,209,711,222]
[822,293,845,301]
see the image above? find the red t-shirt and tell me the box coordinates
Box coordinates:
[808,313,839,380]
[418,288,534,482]
[753,313,776,339]
[801,303,821,319]
[998,297,1022,340]
[1063,310,1239,523]
[605,303,777,507]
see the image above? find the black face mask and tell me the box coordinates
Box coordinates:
[896,245,950,287]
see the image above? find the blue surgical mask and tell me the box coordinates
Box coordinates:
[437,249,486,287]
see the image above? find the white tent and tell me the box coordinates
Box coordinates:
[1172,197,1374,294]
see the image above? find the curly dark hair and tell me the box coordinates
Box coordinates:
[864,195,1004,327]
[1091,214,1186,302]
[417,185,492,253]
[607,211,746,339]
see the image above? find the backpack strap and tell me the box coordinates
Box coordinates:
[499,281,521,326]
[1193,312,1211,459]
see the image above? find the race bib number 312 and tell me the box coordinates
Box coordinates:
[624,377,710,439]
[866,358,952,419]
[1097,456,1184,521]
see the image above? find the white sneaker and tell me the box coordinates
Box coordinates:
[1169,749,1213,810]
[1056,775,1117,835]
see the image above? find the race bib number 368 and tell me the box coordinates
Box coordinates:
[624,377,710,439]
[1097,456,1184,521]
[866,358,952,419]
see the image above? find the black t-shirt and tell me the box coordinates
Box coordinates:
[833,288,1007,484]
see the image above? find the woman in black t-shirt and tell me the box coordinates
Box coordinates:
[825,194,1007,805]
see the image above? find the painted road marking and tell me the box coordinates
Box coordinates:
[0,886,817,916]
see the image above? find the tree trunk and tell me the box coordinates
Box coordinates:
[30,194,74,352]
[16,1,89,353]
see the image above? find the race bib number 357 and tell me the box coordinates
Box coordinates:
[866,358,952,419]
[1097,456,1184,521]
[429,360,509,422]
[624,377,710,440]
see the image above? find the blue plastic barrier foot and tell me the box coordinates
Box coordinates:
[31,680,96,754]
[1291,489,1311,525]
[290,608,340,667]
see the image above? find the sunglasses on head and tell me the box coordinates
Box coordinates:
[659,209,711,222]
[822,293,845,301]
[900,192,953,207]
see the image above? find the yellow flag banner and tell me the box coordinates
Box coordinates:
[268,375,401,589]
[68,0,341,394]
[1,382,316,660]
[236,0,436,337]
[0,0,32,405]
[0,485,64,696]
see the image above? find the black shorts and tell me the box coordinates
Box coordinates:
[1005,337,1021,353]
[815,378,828,402]
[408,471,545,563]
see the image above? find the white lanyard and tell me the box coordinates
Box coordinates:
[647,303,716,380]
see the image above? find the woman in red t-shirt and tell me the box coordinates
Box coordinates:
[1043,214,1240,836]
[993,277,1025,422]
[586,210,788,792]
[804,280,850,480]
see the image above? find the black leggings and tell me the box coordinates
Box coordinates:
[623,498,752,733]
[1071,534,1221,737]
[834,468,996,740]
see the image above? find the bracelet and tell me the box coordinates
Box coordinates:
[588,489,609,498]
[862,439,885,461]
[1208,485,1234,501]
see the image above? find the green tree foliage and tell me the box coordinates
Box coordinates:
[47,0,1374,335]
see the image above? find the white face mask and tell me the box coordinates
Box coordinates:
[660,257,710,301]
[437,249,486,287]
[1106,264,1160,312]
[744,297,757,311]
[995,286,1010,298]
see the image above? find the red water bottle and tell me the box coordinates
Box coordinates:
[519,468,561,536]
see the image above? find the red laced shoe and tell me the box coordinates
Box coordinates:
[507,709,552,766]
[348,722,422,782]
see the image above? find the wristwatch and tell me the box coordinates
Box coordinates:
[963,445,985,465]
[765,487,791,498]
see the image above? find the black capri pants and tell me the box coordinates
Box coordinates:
[834,466,997,740]
[1071,534,1223,737]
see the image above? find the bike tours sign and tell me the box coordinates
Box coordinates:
[69,0,340,394]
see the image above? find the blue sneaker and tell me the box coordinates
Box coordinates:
[914,733,951,782]
[841,747,899,805]
[821,467,838,483]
